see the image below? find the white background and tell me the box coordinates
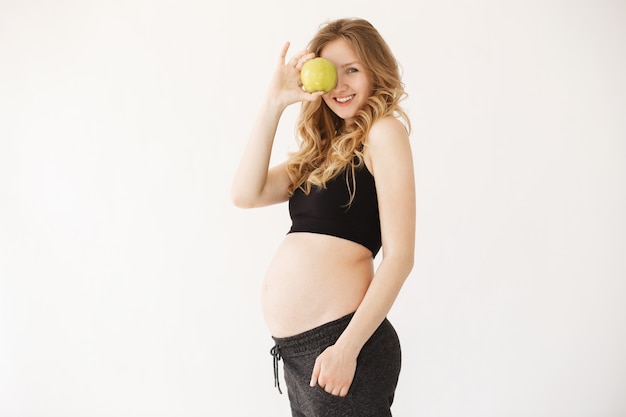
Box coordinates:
[1,1,625,416]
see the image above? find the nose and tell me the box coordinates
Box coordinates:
[332,72,347,94]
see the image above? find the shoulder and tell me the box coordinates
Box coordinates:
[366,116,410,158]
[368,116,408,143]
[364,117,411,169]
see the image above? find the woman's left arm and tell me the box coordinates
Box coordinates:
[310,116,415,396]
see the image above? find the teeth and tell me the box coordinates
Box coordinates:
[336,95,353,103]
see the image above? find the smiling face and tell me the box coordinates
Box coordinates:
[320,37,373,126]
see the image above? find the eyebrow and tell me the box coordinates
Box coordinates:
[340,62,361,68]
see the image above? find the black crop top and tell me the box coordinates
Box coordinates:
[288,164,381,257]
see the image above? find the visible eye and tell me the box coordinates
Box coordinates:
[347,67,358,74]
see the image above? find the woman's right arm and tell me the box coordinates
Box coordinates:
[230,42,322,208]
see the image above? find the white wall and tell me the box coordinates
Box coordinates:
[1,1,625,416]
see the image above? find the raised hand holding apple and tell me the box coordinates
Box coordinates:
[267,42,324,109]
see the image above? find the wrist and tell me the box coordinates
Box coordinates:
[261,94,288,117]
[264,87,291,110]
[334,334,363,358]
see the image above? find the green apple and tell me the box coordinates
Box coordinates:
[300,57,337,93]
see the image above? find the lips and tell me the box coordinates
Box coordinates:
[334,95,354,104]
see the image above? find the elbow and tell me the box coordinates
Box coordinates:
[384,247,415,276]
[402,251,415,276]
[230,192,255,209]
[230,186,255,208]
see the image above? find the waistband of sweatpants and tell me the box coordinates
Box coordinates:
[271,312,355,358]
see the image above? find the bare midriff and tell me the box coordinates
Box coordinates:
[261,232,374,338]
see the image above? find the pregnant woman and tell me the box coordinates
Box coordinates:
[231,17,415,417]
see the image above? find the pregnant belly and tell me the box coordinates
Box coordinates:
[261,233,374,338]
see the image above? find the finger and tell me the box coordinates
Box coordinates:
[288,49,310,68]
[310,361,320,387]
[279,41,290,63]
[295,52,316,70]
[339,386,349,397]
[300,90,324,102]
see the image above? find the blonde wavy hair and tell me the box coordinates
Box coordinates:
[286,18,410,202]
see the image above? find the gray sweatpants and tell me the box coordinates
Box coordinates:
[271,313,402,417]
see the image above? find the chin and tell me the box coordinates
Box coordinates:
[330,108,357,121]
